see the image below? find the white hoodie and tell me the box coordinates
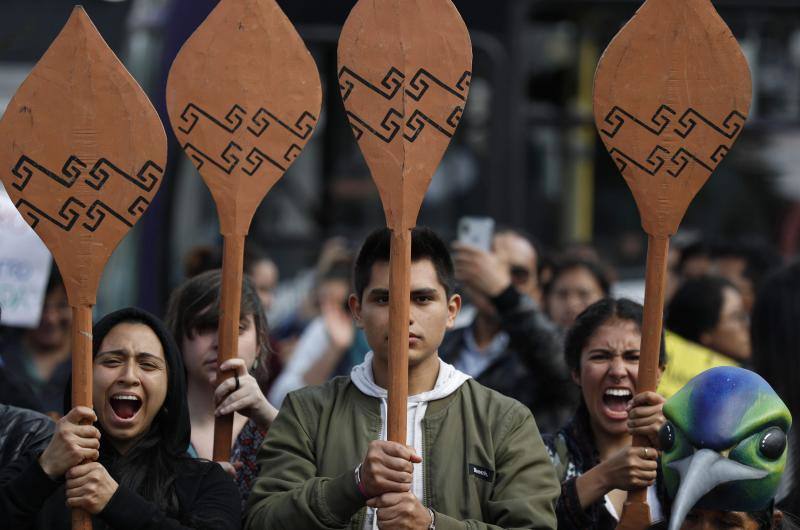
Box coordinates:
[350,351,471,530]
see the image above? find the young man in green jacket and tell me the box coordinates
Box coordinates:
[245,227,559,530]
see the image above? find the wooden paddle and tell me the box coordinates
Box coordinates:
[0,7,167,529]
[166,0,321,462]
[592,1,752,528]
[338,0,472,443]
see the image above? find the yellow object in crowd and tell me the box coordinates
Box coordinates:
[657,331,740,399]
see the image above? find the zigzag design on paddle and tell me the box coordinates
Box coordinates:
[83,200,134,231]
[84,159,161,192]
[247,109,317,140]
[667,148,713,177]
[183,142,242,175]
[601,106,746,142]
[176,103,316,178]
[711,145,730,164]
[404,109,456,141]
[242,147,288,175]
[405,70,471,102]
[609,145,732,179]
[9,154,162,233]
[338,66,405,101]
[15,197,85,231]
[12,155,85,190]
[339,66,470,144]
[601,105,677,138]
[674,109,746,140]
[609,146,670,175]
[178,103,246,135]
[346,108,403,143]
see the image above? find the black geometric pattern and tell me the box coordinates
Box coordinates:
[338,65,471,145]
[10,155,162,233]
[175,103,317,179]
[599,105,746,178]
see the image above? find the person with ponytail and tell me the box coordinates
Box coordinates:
[0,307,239,529]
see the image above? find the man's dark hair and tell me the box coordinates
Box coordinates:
[711,237,782,292]
[677,239,710,276]
[666,275,736,343]
[353,227,455,300]
[564,297,666,373]
[543,257,611,298]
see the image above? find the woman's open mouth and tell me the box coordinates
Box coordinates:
[109,394,142,421]
[601,387,632,419]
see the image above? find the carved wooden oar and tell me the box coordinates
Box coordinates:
[0,7,167,529]
[593,1,752,528]
[166,0,321,462]
[338,0,472,443]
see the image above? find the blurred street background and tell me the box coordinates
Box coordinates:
[2,0,800,316]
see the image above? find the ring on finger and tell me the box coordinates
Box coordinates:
[642,447,649,458]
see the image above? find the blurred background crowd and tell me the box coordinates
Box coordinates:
[2,0,800,517]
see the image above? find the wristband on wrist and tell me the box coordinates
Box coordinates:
[354,463,368,498]
[427,507,436,530]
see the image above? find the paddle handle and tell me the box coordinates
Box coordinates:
[71,304,94,530]
[213,233,245,462]
[617,233,669,530]
[637,233,668,394]
[387,228,411,443]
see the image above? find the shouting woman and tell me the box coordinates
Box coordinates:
[0,307,240,528]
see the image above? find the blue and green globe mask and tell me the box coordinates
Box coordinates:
[660,366,791,530]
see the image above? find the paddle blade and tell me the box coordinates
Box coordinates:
[594,0,752,237]
[0,7,167,305]
[166,0,322,235]
[338,0,472,229]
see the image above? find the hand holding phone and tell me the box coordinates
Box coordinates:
[457,217,494,252]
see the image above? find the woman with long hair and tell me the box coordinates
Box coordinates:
[545,297,667,528]
[166,269,277,509]
[0,307,239,528]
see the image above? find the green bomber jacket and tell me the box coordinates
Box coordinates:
[245,375,559,530]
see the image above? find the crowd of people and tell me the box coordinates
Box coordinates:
[0,224,797,529]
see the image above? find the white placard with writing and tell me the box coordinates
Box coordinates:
[0,184,51,328]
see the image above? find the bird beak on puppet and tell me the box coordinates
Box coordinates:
[658,366,791,530]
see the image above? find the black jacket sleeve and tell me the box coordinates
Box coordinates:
[99,463,240,530]
[0,404,55,477]
[490,285,566,380]
[555,476,602,529]
[0,453,63,526]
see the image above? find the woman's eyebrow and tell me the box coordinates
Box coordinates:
[96,349,127,358]
[96,350,164,362]
[136,352,165,363]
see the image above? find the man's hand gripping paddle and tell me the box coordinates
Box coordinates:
[166,0,321,462]
[592,1,752,528]
[338,0,472,443]
[0,7,167,529]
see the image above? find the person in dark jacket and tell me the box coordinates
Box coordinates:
[0,404,54,475]
[544,298,668,529]
[0,307,239,529]
[446,229,573,433]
